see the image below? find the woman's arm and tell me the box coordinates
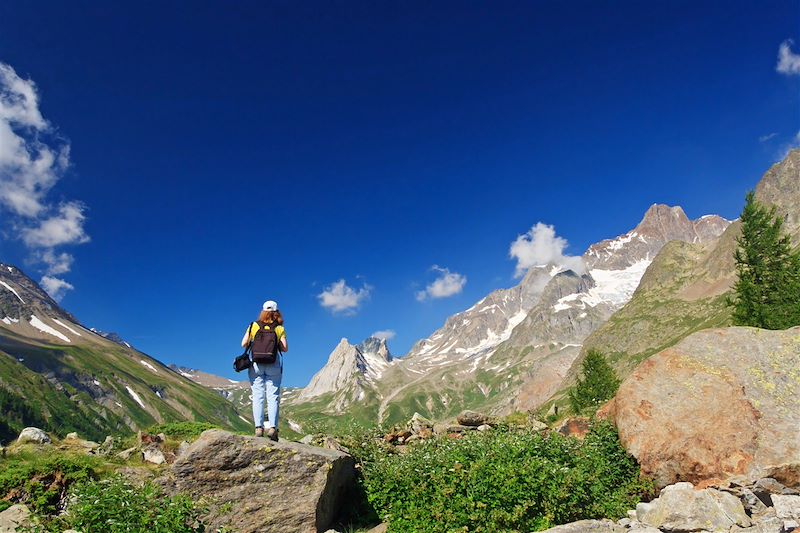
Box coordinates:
[241,326,251,349]
[280,337,288,352]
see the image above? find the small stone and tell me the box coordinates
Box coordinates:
[626,509,637,520]
[783,518,799,531]
[418,428,433,439]
[143,447,166,465]
[476,424,492,432]
[65,432,79,440]
[408,412,434,433]
[772,494,800,520]
[300,434,314,445]
[617,518,631,526]
[17,427,50,445]
[529,419,549,432]
[366,524,388,533]
[177,441,191,457]
[117,447,140,461]
[753,478,786,507]
[457,410,488,427]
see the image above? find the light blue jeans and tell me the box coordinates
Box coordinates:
[248,360,282,429]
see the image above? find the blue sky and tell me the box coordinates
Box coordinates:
[0,1,798,387]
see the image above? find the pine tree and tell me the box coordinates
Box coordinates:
[731,191,800,329]
[569,349,620,414]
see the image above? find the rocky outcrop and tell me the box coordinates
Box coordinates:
[162,429,356,533]
[16,428,50,445]
[605,327,800,489]
[755,148,800,242]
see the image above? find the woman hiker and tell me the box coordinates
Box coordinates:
[241,300,288,441]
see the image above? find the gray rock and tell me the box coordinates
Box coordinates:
[164,429,356,533]
[772,494,800,520]
[300,434,314,445]
[366,524,388,533]
[117,447,141,461]
[731,516,784,532]
[457,410,488,427]
[637,482,751,532]
[177,441,190,457]
[529,419,549,432]
[65,432,79,440]
[754,478,787,506]
[476,424,492,432]
[539,519,624,532]
[99,435,114,454]
[0,504,32,533]
[408,412,433,433]
[143,447,166,465]
[16,427,50,445]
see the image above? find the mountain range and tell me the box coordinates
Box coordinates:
[3,150,797,441]
[277,150,800,434]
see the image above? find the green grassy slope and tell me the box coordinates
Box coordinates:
[0,329,250,444]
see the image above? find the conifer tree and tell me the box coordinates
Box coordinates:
[569,349,620,414]
[731,191,800,329]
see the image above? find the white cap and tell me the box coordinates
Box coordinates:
[262,300,278,311]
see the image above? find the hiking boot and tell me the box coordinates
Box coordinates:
[255,427,264,438]
[266,427,278,442]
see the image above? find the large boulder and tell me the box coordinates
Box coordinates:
[605,327,800,489]
[161,429,356,533]
[636,482,750,531]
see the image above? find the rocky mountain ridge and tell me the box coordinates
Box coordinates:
[284,202,730,429]
[0,263,250,443]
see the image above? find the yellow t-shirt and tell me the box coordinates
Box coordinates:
[245,322,286,344]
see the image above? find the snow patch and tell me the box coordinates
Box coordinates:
[180,371,194,378]
[0,281,25,303]
[53,319,82,337]
[155,390,163,399]
[238,415,250,424]
[553,260,651,311]
[228,379,239,384]
[2,316,19,325]
[29,315,70,342]
[125,386,146,409]
[93,380,101,386]
[139,360,158,373]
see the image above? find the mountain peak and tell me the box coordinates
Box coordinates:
[358,336,392,362]
[755,148,800,243]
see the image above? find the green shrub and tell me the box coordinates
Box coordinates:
[49,475,204,533]
[0,452,101,514]
[348,422,652,532]
[146,421,217,441]
[568,350,620,415]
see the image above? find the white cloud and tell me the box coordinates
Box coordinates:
[22,202,89,248]
[0,62,89,291]
[759,132,778,143]
[0,63,69,217]
[318,279,371,314]
[777,40,800,76]
[40,275,74,302]
[416,265,466,301]
[37,249,74,275]
[372,329,396,340]
[509,222,586,277]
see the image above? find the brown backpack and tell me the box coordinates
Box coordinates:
[250,321,281,364]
